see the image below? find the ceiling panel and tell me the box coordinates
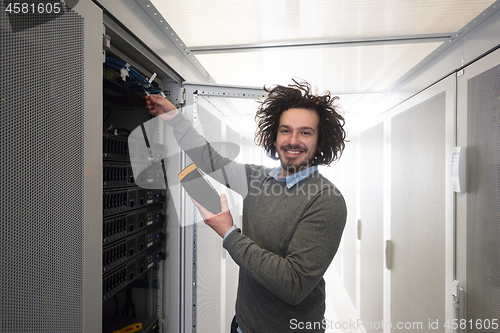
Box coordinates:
[147,0,497,133]
[191,41,441,134]
[191,41,443,134]
[151,0,496,47]
[195,42,442,100]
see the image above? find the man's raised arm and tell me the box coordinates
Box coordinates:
[145,94,249,198]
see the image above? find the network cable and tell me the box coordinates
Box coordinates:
[104,55,162,95]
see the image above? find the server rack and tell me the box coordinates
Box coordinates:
[100,14,179,332]
[1,0,262,331]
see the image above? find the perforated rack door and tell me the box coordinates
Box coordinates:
[391,91,447,332]
[465,63,500,329]
[0,8,87,333]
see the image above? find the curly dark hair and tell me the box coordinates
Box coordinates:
[255,80,346,166]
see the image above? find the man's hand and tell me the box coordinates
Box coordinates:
[145,94,179,121]
[192,194,234,238]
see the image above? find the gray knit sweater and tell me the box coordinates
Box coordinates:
[168,113,347,333]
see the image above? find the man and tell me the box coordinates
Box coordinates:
[146,81,347,333]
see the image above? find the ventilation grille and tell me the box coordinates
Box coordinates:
[466,64,500,328]
[391,92,446,331]
[0,11,85,332]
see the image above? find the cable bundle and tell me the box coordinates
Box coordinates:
[105,55,162,95]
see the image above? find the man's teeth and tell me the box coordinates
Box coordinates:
[285,149,302,154]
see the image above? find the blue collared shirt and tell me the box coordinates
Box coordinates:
[267,165,318,189]
[223,165,318,242]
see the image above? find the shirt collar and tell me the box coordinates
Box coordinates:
[268,165,318,188]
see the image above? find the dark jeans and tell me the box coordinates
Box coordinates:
[230,315,238,333]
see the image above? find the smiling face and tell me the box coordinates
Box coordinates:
[274,108,320,178]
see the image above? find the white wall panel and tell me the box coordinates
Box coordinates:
[359,124,384,332]
[334,138,358,308]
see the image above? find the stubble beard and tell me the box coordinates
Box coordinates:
[278,147,315,177]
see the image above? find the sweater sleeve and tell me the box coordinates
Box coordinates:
[222,189,347,305]
[166,112,248,198]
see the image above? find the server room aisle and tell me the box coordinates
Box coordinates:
[324,268,363,333]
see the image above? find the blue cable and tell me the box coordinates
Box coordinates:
[104,55,157,95]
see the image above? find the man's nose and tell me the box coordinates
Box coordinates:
[288,132,300,146]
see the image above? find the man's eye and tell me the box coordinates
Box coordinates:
[302,132,310,135]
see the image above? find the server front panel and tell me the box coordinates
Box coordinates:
[101,50,168,333]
